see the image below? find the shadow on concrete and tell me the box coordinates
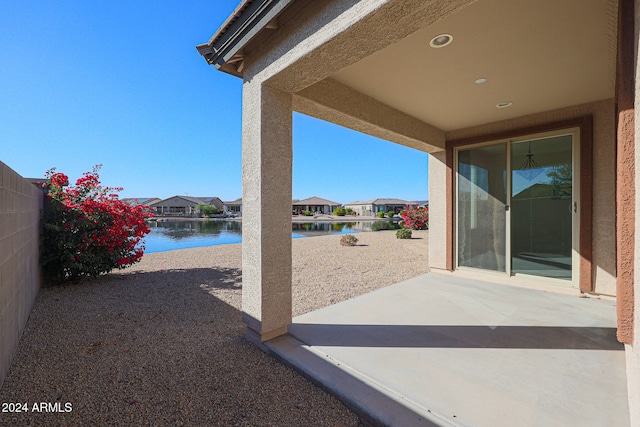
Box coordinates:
[288,323,623,350]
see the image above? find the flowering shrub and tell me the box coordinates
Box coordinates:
[401,206,429,230]
[41,165,153,285]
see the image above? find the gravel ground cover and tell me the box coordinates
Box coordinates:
[0,230,428,426]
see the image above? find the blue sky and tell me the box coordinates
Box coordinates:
[1,1,428,204]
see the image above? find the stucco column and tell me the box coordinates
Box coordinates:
[241,82,293,343]
[428,150,450,271]
[626,0,639,424]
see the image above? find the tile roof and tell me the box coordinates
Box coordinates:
[344,198,411,205]
[292,196,341,206]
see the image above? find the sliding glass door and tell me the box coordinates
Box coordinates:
[456,130,577,284]
[510,135,573,280]
[457,144,507,272]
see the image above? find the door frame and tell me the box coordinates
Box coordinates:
[446,116,593,291]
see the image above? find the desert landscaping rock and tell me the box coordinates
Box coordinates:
[0,230,428,426]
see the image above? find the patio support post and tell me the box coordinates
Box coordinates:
[618,0,636,344]
[241,82,293,343]
[428,150,451,271]
[626,0,640,423]
[618,0,640,424]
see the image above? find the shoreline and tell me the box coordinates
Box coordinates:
[148,215,399,223]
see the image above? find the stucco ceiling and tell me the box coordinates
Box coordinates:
[331,0,617,132]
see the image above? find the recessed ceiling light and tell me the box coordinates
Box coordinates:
[429,34,453,48]
[497,101,513,108]
[475,78,487,84]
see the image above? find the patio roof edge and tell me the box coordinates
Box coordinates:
[196,0,296,76]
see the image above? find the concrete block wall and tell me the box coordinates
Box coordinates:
[0,162,43,387]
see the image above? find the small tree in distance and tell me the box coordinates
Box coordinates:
[333,207,346,216]
[199,204,221,217]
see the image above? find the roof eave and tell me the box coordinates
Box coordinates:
[196,0,295,77]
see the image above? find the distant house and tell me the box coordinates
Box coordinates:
[223,199,242,216]
[121,197,162,206]
[150,196,203,216]
[344,198,411,216]
[292,196,341,215]
[150,196,223,216]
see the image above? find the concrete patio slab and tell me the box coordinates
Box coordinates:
[265,274,629,427]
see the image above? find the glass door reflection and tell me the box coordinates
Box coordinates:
[510,135,573,280]
[457,144,507,272]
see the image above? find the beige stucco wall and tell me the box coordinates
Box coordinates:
[293,78,445,152]
[446,98,617,296]
[428,151,448,271]
[0,162,42,387]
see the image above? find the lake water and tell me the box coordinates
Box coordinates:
[142,219,392,253]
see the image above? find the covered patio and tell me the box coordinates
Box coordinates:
[197,0,639,424]
[268,273,628,426]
